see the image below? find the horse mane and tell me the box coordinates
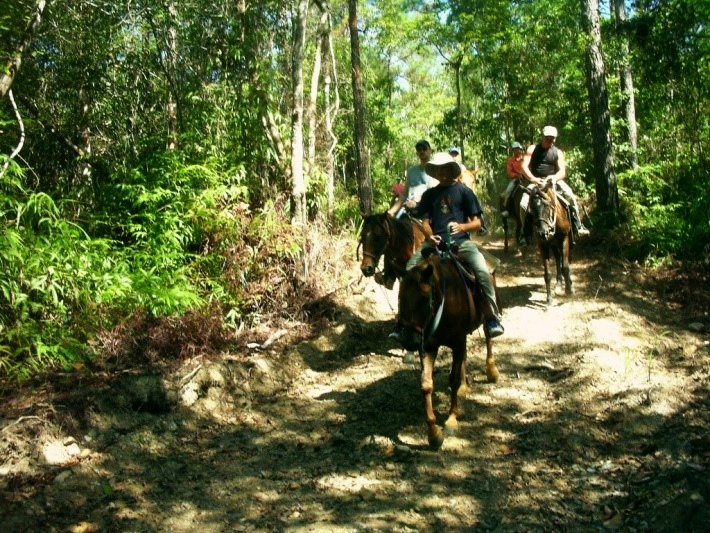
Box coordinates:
[388,214,416,249]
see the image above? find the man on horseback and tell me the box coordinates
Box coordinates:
[391,152,504,340]
[519,126,590,245]
[501,141,524,218]
[387,139,438,219]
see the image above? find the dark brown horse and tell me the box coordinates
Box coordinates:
[357,212,426,286]
[500,183,525,254]
[528,184,574,305]
[397,249,500,450]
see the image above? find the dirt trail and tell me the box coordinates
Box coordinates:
[1,236,709,532]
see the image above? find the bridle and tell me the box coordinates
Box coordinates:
[532,185,557,241]
[357,216,391,266]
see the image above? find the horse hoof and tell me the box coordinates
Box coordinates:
[444,418,459,435]
[428,428,444,450]
[403,351,416,364]
[486,367,500,383]
[566,287,575,296]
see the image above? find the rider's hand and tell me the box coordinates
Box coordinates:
[429,234,442,246]
[448,222,462,235]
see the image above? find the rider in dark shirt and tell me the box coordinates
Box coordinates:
[397,152,504,339]
[520,126,590,244]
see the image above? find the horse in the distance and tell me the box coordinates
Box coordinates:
[500,183,525,254]
[357,212,426,289]
[528,183,575,305]
[459,168,478,192]
[397,246,501,450]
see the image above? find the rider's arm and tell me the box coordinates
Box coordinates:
[387,196,403,216]
[447,215,481,236]
[421,219,438,245]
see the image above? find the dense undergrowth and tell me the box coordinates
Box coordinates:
[0,156,351,381]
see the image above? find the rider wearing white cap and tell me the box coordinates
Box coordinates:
[519,126,590,244]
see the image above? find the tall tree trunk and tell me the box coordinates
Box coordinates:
[165,1,179,151]
[348,0,372,216]
[612,0,638,170]
[453,54,465,162]
[0,0,46,98]
[307,10,328,174]
[291,0,309,225]
[324,13,340,222]
[581,0,619,216]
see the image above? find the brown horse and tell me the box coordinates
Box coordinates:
[500,182,525,254]
[528,184,574,305]
[458,169,478,192]
[357,212,426,286]
[397,248,500,450]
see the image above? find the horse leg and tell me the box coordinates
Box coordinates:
[421,350,443,450]
[484,336,499,383]
[562,237,575,295]
[503,216,509,253]
[554,247,565,296]
[444,337,468,437]
[542,250,554,306]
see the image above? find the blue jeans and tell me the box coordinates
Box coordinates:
[406,240,502,322]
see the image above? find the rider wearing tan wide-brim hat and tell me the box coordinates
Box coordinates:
[401,152,504,339]
[425,151,463,180]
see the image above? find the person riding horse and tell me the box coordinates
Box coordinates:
[519,126,590,246]
[501,141,524,218]
[387,139,438,219]
[390,152,504,340]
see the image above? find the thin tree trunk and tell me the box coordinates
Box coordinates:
[348,0,372,216]
[324,14,340,222]
[0,0,46,98]
[291,0,309,225]
[581,0,619,216]
[612,0,638,170]
[165,1,179,151]
[453,54,464,162]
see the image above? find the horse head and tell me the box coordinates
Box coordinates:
[358,213,391,277]
[530,185,557,242]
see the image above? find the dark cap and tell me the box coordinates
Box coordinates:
[415,139,431,150]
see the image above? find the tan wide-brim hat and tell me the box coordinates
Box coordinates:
[425,152,461,179]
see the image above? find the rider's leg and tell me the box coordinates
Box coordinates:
[456,241,504,337]
[519,184,535,245]
[501,180,516,217]
[556,182,589,236]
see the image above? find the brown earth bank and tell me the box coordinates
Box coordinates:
[1,232,709,533]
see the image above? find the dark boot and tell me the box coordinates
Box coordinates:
[480,299,504,338]
[570,205,589,237]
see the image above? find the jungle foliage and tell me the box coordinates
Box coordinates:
[1,0,708,379]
